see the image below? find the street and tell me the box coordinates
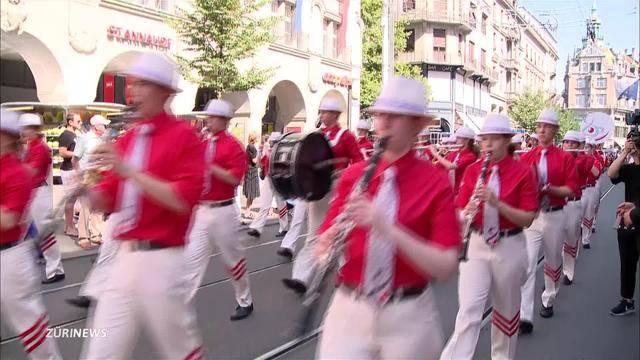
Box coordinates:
[1,177,638,360]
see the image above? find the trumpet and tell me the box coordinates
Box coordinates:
[459,152,492,261]
[292,136,388,336]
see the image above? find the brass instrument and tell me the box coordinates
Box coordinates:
[459,153,492,261]
[292,137,388,336]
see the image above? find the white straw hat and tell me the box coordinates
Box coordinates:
[356,120,371,130]
[201,99,234,119]
[478,114,515,135]
[537,108,559,126]
[268,132,282,142]
[318,98,343,113]
[122,53,181,92]
[419,128,430,136]
[562,130,582,142]
[365,76,437,118]
[1,109,21,135]
[90,115,111,126]
[18,113,43,127]
[454,126,476,140]
[511,133,524,143]
[530,133,539,140]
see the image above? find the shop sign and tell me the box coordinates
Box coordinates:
[322,73,352,88]
[107,26,172,50]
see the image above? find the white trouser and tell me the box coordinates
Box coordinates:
[77,195,103,240]
[441,232,528,360]
[290,187,333,285]
[581,187,598,245]
[82,243,203,360]
[79,218,118,299]
[249,180,289,234]
[562,200,582,281]
[520,209,566,321]
[318,286,443,360]
[30,185,64,279]
[280,201,308,251]
[185,204,252,307]
[1,241,62,359]
[593,178,602,226]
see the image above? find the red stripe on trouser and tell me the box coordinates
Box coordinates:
[544,263,562,282]
[233,267,247,280]
[582,218,593,228]
[40,236,56,251]
[563,243,578,258]
[184,346,202,360]
[229,259,247,280]
[40,239,57,253]
[492,310,520,337]
[19,315,48,353]
[279,208,287,218]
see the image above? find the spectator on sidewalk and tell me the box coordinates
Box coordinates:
[242,133,260,219]
[73,115,110,248]
[608,138,640,316]
[58,113,82,237]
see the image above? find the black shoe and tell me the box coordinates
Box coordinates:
[41,273,65,284]
[247,229,261,238]
[66,296,93,308]
[540,305,554,318]
[519,320,533,335]
[277,248,293,261]
[582,243,591,249]
[282,278,307,296]
[275,231,287,238]
[230,303,254,321]
[592,227,596,233]
[563,275,573,285]
[610,299,635,316]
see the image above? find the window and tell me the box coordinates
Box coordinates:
[405,29,416,52]
[271,0,279,13]
[576,95,587,107]
[596,62,601,71]
[590,63,595,72]
[458,34,464,57]
[596,94,606,107]
[581,62,588,72]
[433,29,446,62]
[596,77,606,88]
[129,0,172,12]
[402,0,416,12]
[481,49,487,71]
[481,13,488,35]
[468,41,475,64]
[323,20,337,58]
[283,3,295,42]
[470,11,477,28]
[577,78,587,88]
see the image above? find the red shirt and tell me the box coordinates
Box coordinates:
[585,154,602,186]
[260,144,270,176]
[1,153,35,244]
[319,150,461,289]
[93,113,205,247]
[23,137,51,186]
[321,125,364,170]
[201,130,247,201]
[456,155,538,230]
[571,153,592,197]
[520,145,579,207]
[594,151,606,169]
[436,149,478,194]
[357,136,374,152]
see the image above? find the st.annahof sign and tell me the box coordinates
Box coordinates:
[322,73,352,88]
[106,26,172,50]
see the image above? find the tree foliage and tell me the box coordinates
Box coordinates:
[168,0,277,98]
[508,89,579,140]
[360,0,428,108]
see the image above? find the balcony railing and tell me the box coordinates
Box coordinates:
[399,4,472,33]
[500,57,519,70]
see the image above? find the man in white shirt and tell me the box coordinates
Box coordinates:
[72,115,110,248]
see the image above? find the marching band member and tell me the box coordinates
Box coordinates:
[247,132,290,238]
[278,200,308,261]
[560,131,589,285]
[356,119,374,159]
[19,113,66,284]
[580,138,603,249]
[430,126,478,194]
[315,76,460,360]
[1,110,62,360]
[441,114,538,360]
[185,99,254,321]
[527,133,539,149]
[417,128,432,160]
[519,109,579,334]
[282,98,363,295]
[591,144,607,233]
[81,53,204,359]
[509,133,524,160]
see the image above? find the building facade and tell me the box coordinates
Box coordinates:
[563,3,639,148]
[396,0,558,132]
[0,0,363,142]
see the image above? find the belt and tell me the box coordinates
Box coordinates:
[202,199,234,208]
[581,185,595,189]
[38,181,48,187]
[541,205,564,213]
[338,283,427,303]
[122,240,177,252]
[567,197,581,202]
[471,226,523,238]
[0,240,20,251]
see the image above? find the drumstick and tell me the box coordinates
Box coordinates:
[312,157,350,170]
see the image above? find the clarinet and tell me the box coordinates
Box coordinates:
[458,152,492,261]
[292,136,388,336]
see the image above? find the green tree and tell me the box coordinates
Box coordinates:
[555,107,580,141]
[360,0,428,108]
[168,0,277,99]
[509,89,580,140]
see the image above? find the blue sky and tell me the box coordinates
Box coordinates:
[520,0,639,93]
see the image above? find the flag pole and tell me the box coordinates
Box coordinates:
[382,0,394,84]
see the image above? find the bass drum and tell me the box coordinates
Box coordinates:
[269,132,334,201]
